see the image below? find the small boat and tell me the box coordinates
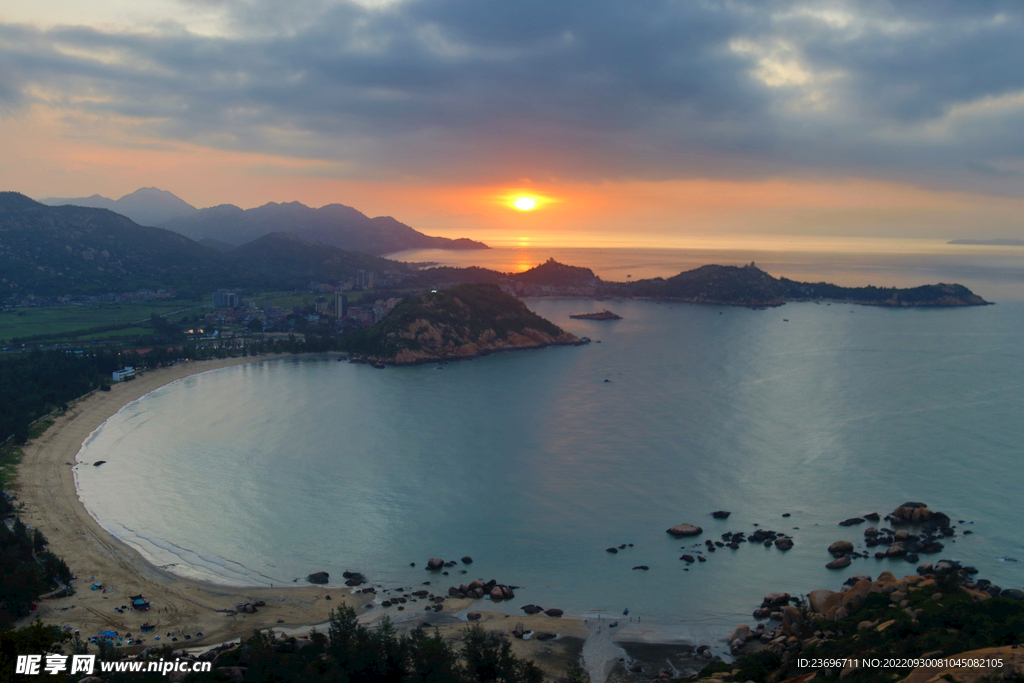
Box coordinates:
[609,621,618,628]
[623,608,629,615]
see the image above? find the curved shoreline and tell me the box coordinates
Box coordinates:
[14,355,375,647]
[14,352,727,678]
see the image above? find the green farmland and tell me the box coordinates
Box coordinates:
[0,300,208,343]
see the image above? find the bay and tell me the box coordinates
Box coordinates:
[76,247,1024,639]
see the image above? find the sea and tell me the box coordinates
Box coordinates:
[75,241,1024,642]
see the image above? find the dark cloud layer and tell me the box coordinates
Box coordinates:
[1,0,1022,191]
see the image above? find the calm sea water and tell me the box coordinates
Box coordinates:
[76,248,1024,639]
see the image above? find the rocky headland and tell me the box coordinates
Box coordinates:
[682,502,1023,683]
[344,282,586,365]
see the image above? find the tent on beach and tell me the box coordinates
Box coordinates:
[130,594,150,610]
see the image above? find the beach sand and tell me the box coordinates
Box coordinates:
[13,356,371,648]
[12,354,609,672]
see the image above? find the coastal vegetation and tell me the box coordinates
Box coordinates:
[0,606,547,683]
[0,513,72,628]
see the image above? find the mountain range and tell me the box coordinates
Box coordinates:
[0,193,401,296]
[41,188,488,255]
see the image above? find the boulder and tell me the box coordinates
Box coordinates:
[468,579,485,590]
[711,511,731,519]
[467,612,482,620]
[490,587,505,600]
[632,565,650,570]
[667,523,703,537]
[461,556,473,564]
[838,517,865,527]
[544,609,564,617]
[885,543,907,558]
[764,592,790,605]
[522,605,544,615]
[427,558,445,570]
[307,572,329,584]
[828,541,854,556]
[680,554,696,563]
[826,555,852,569]
[605,547,618,553]
[809,589,836,613]
[775,538,794,550]
[727,625,750,645]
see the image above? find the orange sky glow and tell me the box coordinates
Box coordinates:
[3,59,1024,250]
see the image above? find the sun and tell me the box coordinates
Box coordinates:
[513,196,539,211]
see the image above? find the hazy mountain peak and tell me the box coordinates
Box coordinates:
[40,187,198,226]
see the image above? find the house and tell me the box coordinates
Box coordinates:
[112,367,135,382]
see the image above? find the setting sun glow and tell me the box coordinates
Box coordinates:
[513,196,539,211]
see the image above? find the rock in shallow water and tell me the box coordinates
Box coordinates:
[667,523,703,537]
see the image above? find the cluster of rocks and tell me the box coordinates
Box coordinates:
[374,586,446,611]
[520,605,563,616]
[420,557,473,575]
[447,578,518,601]
[749,592,802,621]
[825,502,960,568]
[342,571,367,587]
[605,543,635,553]
[712,528,794,552]
[512,622,557,641]
[425,556,473,570]
[305,570,367,586]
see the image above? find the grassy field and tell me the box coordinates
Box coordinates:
[0,300,208,342]
[0,445,20,490]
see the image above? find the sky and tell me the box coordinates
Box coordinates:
[1,0,1023,246]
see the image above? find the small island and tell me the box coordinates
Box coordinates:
[569,310,622,320]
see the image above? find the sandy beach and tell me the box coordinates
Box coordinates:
[13,355,376,647]
[12,354,622,670]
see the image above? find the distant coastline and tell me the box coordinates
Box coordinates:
[947,238,1024,246]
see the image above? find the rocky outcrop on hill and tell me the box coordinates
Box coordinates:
[345,283,584,365]
[693,559,1022,683]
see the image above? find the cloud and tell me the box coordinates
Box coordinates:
[0,0,1023,193]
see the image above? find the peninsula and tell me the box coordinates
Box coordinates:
[412,260,991,308]
[344,283,584,365]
